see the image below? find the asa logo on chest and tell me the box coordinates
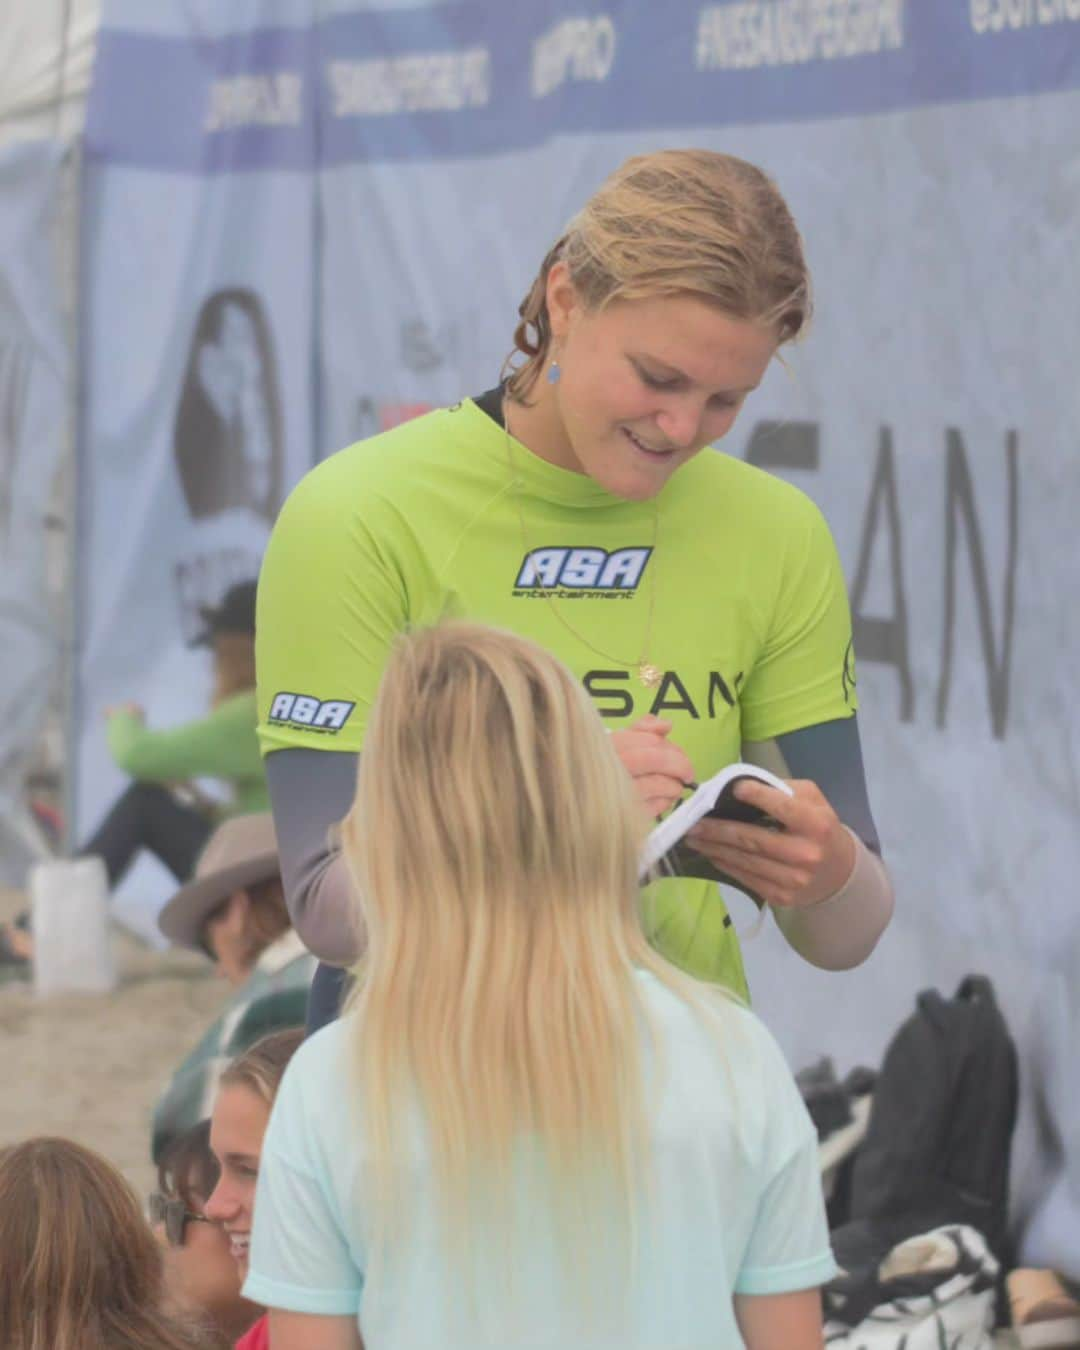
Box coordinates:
[512,546,652,595]
[583,668,744,721]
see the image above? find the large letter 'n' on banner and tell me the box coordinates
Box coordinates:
[936,429,1019,741]
[850,427,913,722]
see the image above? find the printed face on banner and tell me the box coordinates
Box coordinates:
[173,287,284,523]
[548,280,777,501]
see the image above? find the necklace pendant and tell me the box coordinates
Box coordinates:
[639,662,662,689]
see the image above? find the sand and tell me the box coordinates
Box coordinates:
[0,884,232,1200]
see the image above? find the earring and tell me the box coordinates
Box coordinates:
[547,360,561,384]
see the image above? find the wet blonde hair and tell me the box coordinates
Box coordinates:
[506,147,811,400]
[0,1137,220,1350]
[341,622,717,1304]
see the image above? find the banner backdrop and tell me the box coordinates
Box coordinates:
[83,0,1080,1267]
[0,140,68,885]
[79,0,318,939]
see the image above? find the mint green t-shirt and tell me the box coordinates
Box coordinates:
[256,399,856,998]
[243,970,836,1348]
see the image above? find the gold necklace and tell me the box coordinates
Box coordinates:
[503,408,663,688]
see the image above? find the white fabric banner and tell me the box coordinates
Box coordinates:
[0,140,69,886]
[78,2,317,936]
[316,46,1080,1277]
[81,0,1080,1270]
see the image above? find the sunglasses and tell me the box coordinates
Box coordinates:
[148,1191,214,1247]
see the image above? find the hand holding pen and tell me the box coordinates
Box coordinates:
[608,714,696,820]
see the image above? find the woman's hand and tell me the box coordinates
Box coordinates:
[684,778,855,909]
[103,702,144,722]
[609,715,695,819]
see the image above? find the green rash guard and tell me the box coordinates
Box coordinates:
[107,690,269,817]
[256,398,858,999]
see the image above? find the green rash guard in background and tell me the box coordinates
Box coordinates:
[107,689,269,818]
[256,398,858,1000]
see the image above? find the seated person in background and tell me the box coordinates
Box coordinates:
[244,622,835,1350]
[151,814,315,1164]
[204,1028,306,1350]
[153,1119,263,1345]
[1,580,268,969]
[0,1135,223,1349]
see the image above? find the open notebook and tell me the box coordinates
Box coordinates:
[640,762,793,878]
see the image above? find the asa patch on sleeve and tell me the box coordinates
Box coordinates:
[268,692,355,733]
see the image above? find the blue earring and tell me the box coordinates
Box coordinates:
[547,360,561,384]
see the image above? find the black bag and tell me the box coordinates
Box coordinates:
[848,974,1018,1267]
[824,975,1019,1332]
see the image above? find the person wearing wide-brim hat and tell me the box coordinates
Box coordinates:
[0,579,268,972]
[151,813,316,1164]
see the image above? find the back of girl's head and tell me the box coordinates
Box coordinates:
[346,620,647,971]
[508,147,810,398]
[218,1026,304,1108]
[0,1136,217,1350]
[342,622,666,1301]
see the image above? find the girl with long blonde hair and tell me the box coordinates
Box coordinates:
[245,622,835,1349]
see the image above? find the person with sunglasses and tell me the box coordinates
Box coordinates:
[152,1120,263,1345]
[202,1028,305,1350]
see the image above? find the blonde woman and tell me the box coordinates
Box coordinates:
[256,148,893,1032]
[203,1028,305,1350]
[0,1136,223,1349]
[245,622,835,1349]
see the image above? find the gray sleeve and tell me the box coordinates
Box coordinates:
[761,715,881,855]
[265,747,367,966]
[745,716,893,969]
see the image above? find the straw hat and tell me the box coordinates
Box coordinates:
[158,813,279,952]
